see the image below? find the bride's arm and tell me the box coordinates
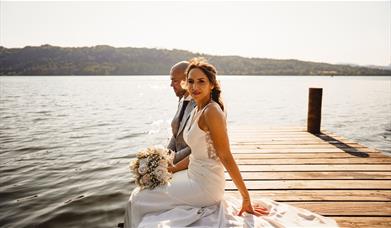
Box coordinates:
[203,105,268,216]
[168,155,189,173]
[203,106,250,199]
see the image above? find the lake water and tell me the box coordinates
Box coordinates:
[0,76,390,227]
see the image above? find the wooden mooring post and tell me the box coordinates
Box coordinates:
[307,88,323,134]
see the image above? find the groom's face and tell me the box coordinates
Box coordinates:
[170,70,186,98]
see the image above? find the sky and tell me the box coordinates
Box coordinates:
[0,0,390,66]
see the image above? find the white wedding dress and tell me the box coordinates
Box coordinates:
[124,103,338,228]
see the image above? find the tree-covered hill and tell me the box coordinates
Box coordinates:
[0,45,390,76]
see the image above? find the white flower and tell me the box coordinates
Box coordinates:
[159,159,168,168]
[141,174,151,185]
[153,166,166,180]
[139,158,148,167]
[138,164,148,175]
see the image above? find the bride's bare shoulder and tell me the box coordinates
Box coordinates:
[203,102,224,121]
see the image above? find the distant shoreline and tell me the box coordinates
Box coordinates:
[1,45,391,76]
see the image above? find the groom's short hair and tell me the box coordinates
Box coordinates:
[170,61,189,78]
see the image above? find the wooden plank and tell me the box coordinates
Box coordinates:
[229,130,309,133]
[233,153,388,159]
[225,190,391,201]
[232,150,378,155]
[233,142,378,147]
[231,142,344,149]
[230,133,314,137]
[231,147,379,153]
[230,136,323,139]
[287,202,391,216]
[232,141,380,148]
[333,217,391,228]
[234,158,391,165]
[229,135,319,139]
[231,141,358,145]
[228,127,306,132]
[231,140,325,143]
[225,180,391,190]
[230,133,311,136]
[229,128,307,132]
[231,143,373,149]
[225,171,391,180]
[237,164,391,171]
[231,141,345,145]
[230,134,360,144]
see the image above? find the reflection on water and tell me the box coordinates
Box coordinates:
[0,76,390,227]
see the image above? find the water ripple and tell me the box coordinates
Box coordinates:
[116,132,146,140]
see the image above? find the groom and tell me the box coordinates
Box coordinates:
[167,61,196,164]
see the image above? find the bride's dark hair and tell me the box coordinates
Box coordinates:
[185,57,224,111]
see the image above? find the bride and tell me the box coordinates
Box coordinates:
[124,58,338,227]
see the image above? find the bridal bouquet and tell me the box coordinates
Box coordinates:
[130,146,173,190]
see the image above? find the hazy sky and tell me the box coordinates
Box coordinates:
[1,0,390,66]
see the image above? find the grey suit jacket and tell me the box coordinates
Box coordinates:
[167,98,196,164]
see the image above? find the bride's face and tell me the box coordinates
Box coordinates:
[187,68,214,103]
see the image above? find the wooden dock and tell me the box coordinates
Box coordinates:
[225,127,391,228]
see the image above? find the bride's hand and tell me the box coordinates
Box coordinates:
[238,198,269,216]
[167,164,175,173]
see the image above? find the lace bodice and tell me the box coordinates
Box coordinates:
[205,131,219,160]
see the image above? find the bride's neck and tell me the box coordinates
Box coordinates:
[196,97,212,111]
